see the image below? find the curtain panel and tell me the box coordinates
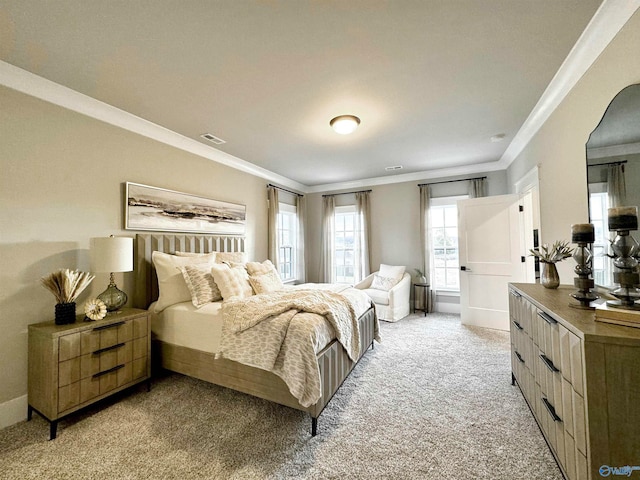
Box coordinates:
[607,163,626,208]
[319,195,336,283]
[419,185,432,285]
[295,194,306,282]
[267,186,279,268]
[355,191,372,282]
[468,178,487,198]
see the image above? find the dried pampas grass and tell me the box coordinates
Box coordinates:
[41,269,95,304]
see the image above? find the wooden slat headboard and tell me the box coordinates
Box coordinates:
[134,233,246,309]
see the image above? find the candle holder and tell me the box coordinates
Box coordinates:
[606,207,640,310]
[570,224,598,309]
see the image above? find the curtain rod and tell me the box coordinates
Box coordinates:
[418,176,487,187]
[587,160,628,167]
[322,189,372,197]
[267,184,303,197]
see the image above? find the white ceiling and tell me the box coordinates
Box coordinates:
[0,0,609,189]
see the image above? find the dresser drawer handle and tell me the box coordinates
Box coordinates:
[93,321,126,331]
[512,320,524,331]
[510,290,522,298]
[538,311,557,325]
[539,353,560,373]
[92,364,125,378]
[542,397,562,422]
[514,351,525,364]
[93,343,125,355]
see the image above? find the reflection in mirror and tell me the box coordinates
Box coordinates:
[587,84,640,288]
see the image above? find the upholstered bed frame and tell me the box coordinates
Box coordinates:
[133,233,376,435]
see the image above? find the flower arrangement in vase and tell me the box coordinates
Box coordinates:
[41,269,95,324]
[529,240,574,289]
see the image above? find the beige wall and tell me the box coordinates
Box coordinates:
[0,86,269,411]
[507,8,640,283]
[304,171,508,283]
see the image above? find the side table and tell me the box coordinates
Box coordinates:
[414,283,431,316]
[28,307,151,439]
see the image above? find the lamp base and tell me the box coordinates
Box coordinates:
[97,282,128,312]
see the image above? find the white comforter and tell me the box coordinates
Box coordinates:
[215,285,378,407]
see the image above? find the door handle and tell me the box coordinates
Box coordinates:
[460,266,472,272]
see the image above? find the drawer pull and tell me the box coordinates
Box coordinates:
[542,397,562,422]
[539,353,559,373]
[538,311,557,325]
[92,364,125,378]
[510,290,522,298]
[512,320,524,331]
[514,351,525,364]
[93,342,125,355]
[93,321,125,331]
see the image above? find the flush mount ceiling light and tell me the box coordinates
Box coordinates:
[490,133,506,143]
[330,115,360,135]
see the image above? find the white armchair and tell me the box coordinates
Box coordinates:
[355,270,411,322]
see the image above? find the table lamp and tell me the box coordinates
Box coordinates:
[90,236,133,313]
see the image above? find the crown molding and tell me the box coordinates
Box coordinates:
[305,161,506,194]
[0,61,307,193]
[499,0,640,169]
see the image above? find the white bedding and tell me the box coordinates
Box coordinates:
[150,300,225,354]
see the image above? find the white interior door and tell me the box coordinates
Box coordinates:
[458,194,526,330]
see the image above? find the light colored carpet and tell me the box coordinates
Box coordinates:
[0,313,562,479]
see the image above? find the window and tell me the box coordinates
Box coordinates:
[430,196,466,291]
[589,184,612,286]
[334,205,357,284]
[277,203,297,282]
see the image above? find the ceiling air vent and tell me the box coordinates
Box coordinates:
[200,133,226,145]
[385,165,403,171]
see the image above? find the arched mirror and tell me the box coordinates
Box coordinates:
[586,83,640,289]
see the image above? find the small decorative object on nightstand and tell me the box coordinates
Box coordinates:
[90,236,133,313]
[28,308,151,439]
[40,269,95,325]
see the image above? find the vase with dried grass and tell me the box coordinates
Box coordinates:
[41,269,95,324]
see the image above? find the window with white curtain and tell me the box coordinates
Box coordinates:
[589,183,612,286]
[430,196,466,291]
[277,203,297,282]
[334,205,357,284]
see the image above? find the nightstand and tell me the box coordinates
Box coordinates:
[28,307,151,439]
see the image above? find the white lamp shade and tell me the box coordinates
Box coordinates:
[90,237,133,273]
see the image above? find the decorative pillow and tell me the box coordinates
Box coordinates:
[179,264,223,307]
[152,251,216,312]
[249,270,284,294]
[211,263,254,300]
[371,274,400,292]
[379,264,406,283]
[215,251,247,265]
[246,259,277,276]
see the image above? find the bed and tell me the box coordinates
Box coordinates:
[133,233,378,435]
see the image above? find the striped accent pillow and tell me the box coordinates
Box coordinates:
[211,263,254,300]
[179,264,223,307]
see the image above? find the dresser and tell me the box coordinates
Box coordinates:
[28,308,151,439]
[509,284,640,479]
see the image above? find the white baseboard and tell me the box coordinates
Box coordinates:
[0,395,27,430]
[434,302,461,314]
